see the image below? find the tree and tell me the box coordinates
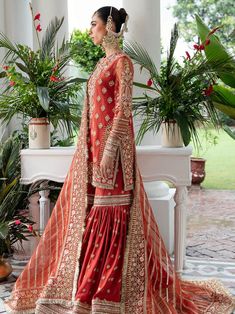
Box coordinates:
[171,0,235,52]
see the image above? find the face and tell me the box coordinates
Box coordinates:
[89,13,107,46]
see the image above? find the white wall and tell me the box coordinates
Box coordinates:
[68,0,122,34]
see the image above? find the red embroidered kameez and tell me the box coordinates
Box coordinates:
[5,52,235,314]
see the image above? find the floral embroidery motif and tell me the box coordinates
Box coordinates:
[115,58,133,118]
[102,87,107,94]
[97,95,101,102]
[105,115,110,121]
[101,104,106,111]
[107,97,113,104]
[109,80,115,87]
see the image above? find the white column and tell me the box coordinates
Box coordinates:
[3,0,33,135]
[174,186,188,274]
[4,0,33,46]
[123,0,161,145]
[32,0,69,50]
[39,182,50,235]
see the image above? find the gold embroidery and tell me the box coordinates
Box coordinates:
[87,194,133,206]
[102,56,134,190]
[92,298,120,314]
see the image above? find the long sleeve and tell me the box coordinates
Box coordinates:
[103,56,134,159]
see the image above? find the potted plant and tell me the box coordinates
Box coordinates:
[0,4,86,149]
[191,128,218,185]
[124,22,233,147]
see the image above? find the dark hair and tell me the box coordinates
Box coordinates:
[95,6,128,33]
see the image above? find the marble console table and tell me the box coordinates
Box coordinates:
[20,145,192,275]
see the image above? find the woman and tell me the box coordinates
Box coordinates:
[5,6,235,314]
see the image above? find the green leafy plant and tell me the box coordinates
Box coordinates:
[125,22,233,146]
[0,136,35,255]
[0,4,86,137]
[196,15,235,88]
[70,29,104,74]
[196,15,235,140]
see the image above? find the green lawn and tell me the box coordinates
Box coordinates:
[191,128,235,189]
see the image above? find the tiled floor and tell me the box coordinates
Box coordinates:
[186,187,235,261]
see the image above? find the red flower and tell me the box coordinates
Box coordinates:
[193,44,205,51]
[50,75,60,82]
[147,78,153,87]
[199,44,205,50]
[36,24,42,32]
[14,220,21,225]
[34,13,41,21]
[208,27,220,36]
[3,65,10,71]
[205,38,210,46]
[203,84,214,97]
[9,81,15,86]
[185,51,191,60]
[28,225,33,232]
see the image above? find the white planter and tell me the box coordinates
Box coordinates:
[161,121,184,148]
[28,118,50,149]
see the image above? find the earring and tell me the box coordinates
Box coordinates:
[102,15,119,49]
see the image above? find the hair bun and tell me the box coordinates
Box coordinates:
[119,8,128,24]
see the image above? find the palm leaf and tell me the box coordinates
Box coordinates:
[124,41,159,78]
[0,71,7,78]
[0,222,9,240]
[133,81,156,91]
[166,24,179,82]
[0,32,19,62]
[41,17,64,60]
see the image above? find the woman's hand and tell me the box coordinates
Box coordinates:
[100,154,115,180]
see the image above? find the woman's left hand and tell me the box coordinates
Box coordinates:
[100,154,115,180]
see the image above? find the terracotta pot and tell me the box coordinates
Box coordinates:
[0,258,13,282]
[161,121,184,148]
[29,117,50,149]
[191,157,206,185]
